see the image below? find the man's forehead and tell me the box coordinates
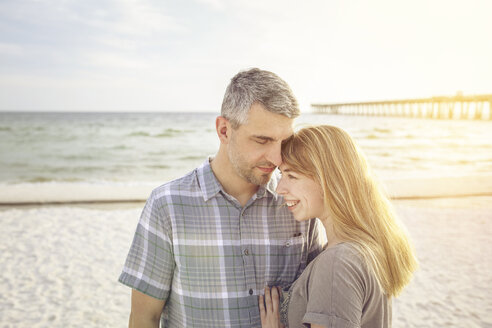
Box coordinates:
[240,117,294,140]
[240,103,294,138]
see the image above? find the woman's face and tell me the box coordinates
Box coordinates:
[276,163,326,221]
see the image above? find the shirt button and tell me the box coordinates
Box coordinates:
[249,289,253,295]
[244,249,249,255]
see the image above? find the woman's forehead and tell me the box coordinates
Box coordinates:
[278,163,292,172]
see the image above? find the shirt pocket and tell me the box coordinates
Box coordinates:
[265,234,306,287]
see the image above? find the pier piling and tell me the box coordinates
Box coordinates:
[312,94,492,120]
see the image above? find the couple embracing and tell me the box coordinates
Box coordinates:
[119,68,417,328]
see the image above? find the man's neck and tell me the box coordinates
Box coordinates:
[210,151,259,207]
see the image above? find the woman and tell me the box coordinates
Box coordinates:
[259,125,417,328]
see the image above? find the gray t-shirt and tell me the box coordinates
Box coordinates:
[281,242,391,328]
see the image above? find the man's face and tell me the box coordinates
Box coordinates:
[227,103,294,186]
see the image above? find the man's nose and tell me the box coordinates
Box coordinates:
[266,143,282,167]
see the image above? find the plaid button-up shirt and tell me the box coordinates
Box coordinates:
[119,159,324,327]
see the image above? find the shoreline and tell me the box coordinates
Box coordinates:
[1,193,492,209]
[2,195,492,212]
[1,174,492,206]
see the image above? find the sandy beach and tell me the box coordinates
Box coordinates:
[0,195,491,327]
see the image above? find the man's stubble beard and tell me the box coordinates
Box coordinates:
[228,134,271,186]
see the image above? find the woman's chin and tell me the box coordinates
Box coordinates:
[293,214,310,222]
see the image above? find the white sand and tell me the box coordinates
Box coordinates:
[0,206,139,327]
[392,198,492,328]
[0,198,491,327]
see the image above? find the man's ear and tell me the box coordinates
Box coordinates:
[216,116,232,144]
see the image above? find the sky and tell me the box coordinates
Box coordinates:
[0,0,491,112]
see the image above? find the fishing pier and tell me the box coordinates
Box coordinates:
[312,94,492,120]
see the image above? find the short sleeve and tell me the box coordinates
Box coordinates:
[303,246,365,328]
[118,190,175,301]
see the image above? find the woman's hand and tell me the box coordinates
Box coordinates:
[259,286,284,328]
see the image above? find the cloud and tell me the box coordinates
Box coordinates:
[194,0,225,11]
[0,0,491,111]
[0,42,24,56]
[79,1,186,37]
[85,52,149,70]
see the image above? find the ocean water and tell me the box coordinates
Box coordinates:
[0,111,491,199]
[0,112,218,185]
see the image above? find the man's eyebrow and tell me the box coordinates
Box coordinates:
[251,135,276,141]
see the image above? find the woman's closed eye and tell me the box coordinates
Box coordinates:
[279,170,298,180]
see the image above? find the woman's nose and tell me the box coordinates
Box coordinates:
[276,177,287,194]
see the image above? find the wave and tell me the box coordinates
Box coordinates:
[365,133,418,140]
[156,128,187,138]
[127,128,188,138]
[440,142,492,149]
[147,164,170,169]
[111,144,130,150]
[179,155,205,161]
[60,154,97,160]
[46,166,102,173]
[373,128,391,133]
[128,131,151,137]
[20,177,84,183]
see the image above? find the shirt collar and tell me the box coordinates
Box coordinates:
[258,171,280,200]
[197,158,222,202]
[197,158,280,202]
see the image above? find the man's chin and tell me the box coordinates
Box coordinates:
[252,172,272,186]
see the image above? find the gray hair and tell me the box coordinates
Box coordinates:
[221,68,300,128]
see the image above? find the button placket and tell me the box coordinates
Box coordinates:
[240,208,256,299]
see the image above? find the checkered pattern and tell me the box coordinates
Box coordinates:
[119,159,324,327]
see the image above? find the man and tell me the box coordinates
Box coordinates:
[119,68,324,327]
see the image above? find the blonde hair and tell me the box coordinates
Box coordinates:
[281,125,417,297]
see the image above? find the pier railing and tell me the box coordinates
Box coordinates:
[312,94,492,120]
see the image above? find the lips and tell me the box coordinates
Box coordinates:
[257,166,275,173]
[285,200,299,209]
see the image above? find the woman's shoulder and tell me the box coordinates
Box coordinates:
[316,242,364,268]
[295,244,390,328]
[310,242,369,285]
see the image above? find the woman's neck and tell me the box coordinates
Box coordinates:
[321,216,342,248]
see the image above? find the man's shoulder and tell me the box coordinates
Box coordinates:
[150,167,201,200]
